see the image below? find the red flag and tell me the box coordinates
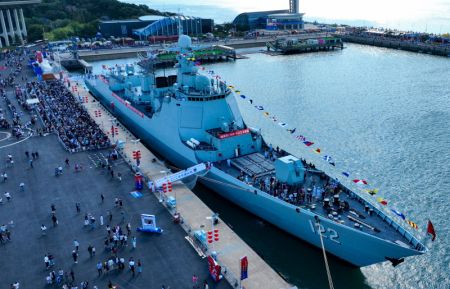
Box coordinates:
[427,220,436,241]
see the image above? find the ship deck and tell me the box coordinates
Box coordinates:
[214,151,419,250]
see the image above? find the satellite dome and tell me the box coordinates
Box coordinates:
[195,75,211,90]
[178,35,192,49]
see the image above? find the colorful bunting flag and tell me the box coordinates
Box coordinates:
[377,197,388,205]
[248,99,253,104]
[323,155,335,166]
[278,122,287,128]
[353,179,368,185]
[287,128,296,134]
[228,85,234,88]
[390,209,405,220]
[235,90,240,94]
[314,148,321,154]
[240,95,246,99]
[342,172,350,177]
[296,135,306,141]
[427,220,436,241]
[365,189,379,196]
[406,220,418,229]
[255,105,264,111]
[263,112,270,117]
[303,141,314,147]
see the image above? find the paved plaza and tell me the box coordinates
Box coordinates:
[0,49,231,289]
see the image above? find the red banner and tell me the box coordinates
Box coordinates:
[207,256,222,282]
[217,128,250,139]
[111,92,144,118]
[240,256,248,280]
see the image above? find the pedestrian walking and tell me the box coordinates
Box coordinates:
[88,245,93,257]
[96,262,103,276]
[19,182,24,191]
[92,246,96,256]
[129,258,135,277]
[132,236,136,249]
[126,223,131,235]
[100,215,104,226]
[51,204,56,214]
[117,172,122,182]
[51,214,58,226]
[100,193,104,203]
[72,250,78,264]
[120,211,125,223]
[73,239,79,252]
[31,152,35,159]
[203,280,209,289]
[2,172,7,182]
[4,192,11,201]
[70,269,75,282]
[192,274,199,288]
[44,254,50,269]
[41,224,47,235]
[65,158,70,166]
[108,211,112,223]
[110,170,114,179]
[25,151,29,158]
[35,151,39,158]
[75,203,80,213]
[137,259,142,274]
[29,159,33,168]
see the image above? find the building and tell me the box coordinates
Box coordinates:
[133,15,213,39]
[0,0,42,47]
[100,15,213,40]
[266,13,304,31]
[232,0,304,31]
[232,10,289,30]
[99,16,163,38]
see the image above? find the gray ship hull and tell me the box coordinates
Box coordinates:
[85,78,423,267]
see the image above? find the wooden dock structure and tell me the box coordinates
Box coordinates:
[68,76,297,289]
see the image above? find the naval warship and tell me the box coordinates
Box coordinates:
[85,34,427,267]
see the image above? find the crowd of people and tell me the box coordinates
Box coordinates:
[29,80,110,151]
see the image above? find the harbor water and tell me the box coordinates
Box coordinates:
[85,43,450,289]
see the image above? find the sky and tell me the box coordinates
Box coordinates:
[122,0,450,33]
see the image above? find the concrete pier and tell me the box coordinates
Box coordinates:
[72,78,297,289]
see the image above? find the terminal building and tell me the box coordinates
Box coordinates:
[232,0,304,31]
[99,15,213,39]
[0,0,42,47]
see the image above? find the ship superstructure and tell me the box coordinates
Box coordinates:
[85,34,427,267]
